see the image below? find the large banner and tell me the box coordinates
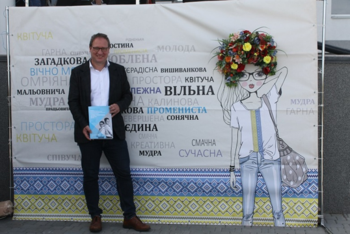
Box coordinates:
[10,0,318,227]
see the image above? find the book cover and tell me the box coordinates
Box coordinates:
[88,106,113,139]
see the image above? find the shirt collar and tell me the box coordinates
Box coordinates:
[89,60,110,69]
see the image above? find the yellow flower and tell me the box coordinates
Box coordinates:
[231,63,238,70]
[263,56,271,64]
[243,43,252,52]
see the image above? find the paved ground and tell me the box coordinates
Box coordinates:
[0,214,349,234]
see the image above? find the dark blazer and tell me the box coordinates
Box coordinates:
[68,61,132,143]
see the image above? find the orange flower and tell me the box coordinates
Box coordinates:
[234,55,242,64]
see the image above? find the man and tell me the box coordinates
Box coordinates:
[68,33,150,233]
[104,118,113,138]
[97,121,106,139]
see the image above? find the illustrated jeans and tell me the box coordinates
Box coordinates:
[239,152,285,227]
[78,138,136,219]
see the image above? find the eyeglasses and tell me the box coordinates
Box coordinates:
[91,47,109,53]
[239,71,266,81]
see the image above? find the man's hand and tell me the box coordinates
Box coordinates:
[83,126,92,140]
[109,103,120,117]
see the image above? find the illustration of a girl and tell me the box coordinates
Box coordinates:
[216,30,288,226]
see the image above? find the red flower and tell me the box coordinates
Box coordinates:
[259,34,266,40]
[259,35,267,45]
[243,30,251,34]
[218,55,223,60]
[248,57,258,64]
[237,64,245,72]
[263,67,270,74]
[261,49,268,57]
[244,36,250,42]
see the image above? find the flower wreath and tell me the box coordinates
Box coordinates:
[215,30,278,87]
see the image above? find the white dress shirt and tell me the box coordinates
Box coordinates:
[90,61,110,106]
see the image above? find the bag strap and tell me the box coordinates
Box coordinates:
[262,94,280,138]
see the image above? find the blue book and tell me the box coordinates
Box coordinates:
[88,106,113,140]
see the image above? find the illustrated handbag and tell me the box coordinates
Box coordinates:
[262,95,308,188]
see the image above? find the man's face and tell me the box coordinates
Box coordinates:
[89,37,109,66]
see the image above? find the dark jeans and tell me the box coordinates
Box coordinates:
[78,138,136,219]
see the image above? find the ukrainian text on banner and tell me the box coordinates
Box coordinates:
[10,0,318,226]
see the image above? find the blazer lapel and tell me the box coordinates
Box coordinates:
[108,64,118,104]
[81,62,92,106]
